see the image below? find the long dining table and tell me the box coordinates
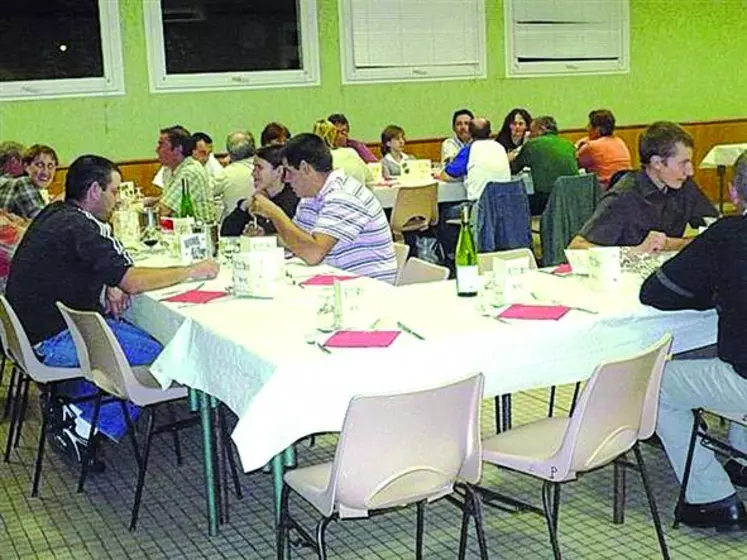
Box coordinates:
[126,256,717,533]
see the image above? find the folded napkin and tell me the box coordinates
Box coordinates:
[162,290,228,304]
[300,274,358,287]
[552,263,573,275]
[498,304,570,321]
[324,330,400,348]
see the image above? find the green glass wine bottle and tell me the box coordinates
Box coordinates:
[455,205,478,297]
[179,178,195,218]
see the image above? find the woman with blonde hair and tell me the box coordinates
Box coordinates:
[312,119,374,188]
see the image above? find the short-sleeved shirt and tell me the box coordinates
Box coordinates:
[578,170,717,246]
[6,201,134,344]
[293,170,397,283]
[0,175,46,219]
[576,135,632,186]
[161,156,216,223]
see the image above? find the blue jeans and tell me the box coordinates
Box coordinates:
[35,319,162,441]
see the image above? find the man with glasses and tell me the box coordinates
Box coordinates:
[569,121,717,253]
[249,133,396,283]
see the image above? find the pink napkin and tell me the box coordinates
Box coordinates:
[324,330,400,348]
[498,304,570,321]
[163,290,228,304]
[300,274,358,287]
[553,263,573,275]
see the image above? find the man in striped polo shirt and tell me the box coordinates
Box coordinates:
[250,133,396,283]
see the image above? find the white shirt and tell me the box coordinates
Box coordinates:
[465,140,511,201]
[213,158,254,221]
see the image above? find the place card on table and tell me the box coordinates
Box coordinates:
[498,304,570,321]
[179,232,209,265]
[163,290,228,304]
[324,330,400,348]
[300,274,358,287]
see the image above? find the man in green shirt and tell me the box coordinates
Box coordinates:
[514,115,578,215]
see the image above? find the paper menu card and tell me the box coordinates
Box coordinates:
[232,248,285,298]
[399,159,432,185]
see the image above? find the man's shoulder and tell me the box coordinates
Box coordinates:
[175,157,210,181]
[324,174,377,210]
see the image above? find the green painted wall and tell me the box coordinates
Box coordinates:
[1,0,745,164]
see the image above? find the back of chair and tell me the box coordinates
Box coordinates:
[56,303,133,400]
[477,248,538,275]
[555,334,672,477]
[397,257,449,286]
[327,374,484,518]
[390,183,439,241]
[392,242,410,285]
[540,174,600,266]
[475,180,532,253]
[0,295,39,375]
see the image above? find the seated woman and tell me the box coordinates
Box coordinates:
[312,119,374,188]
[220,145,299,237]
[495,108,532,163]
[260,122,291,146]
[576,109,632,189]
[380,124,413,177]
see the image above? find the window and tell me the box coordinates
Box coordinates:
[143,0,319,92]
[0,0,124,101]
[339,0,486,84]
[505,0,629,77]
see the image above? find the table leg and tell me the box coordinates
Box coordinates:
[198,390,219,536]
[272,453,285,523]
[283,445,296,468]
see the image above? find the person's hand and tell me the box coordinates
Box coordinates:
[635,231,667,254]
[249,192,279,218]
[242,223,265,237]
[105,286,131,319]
[188,260,220,280]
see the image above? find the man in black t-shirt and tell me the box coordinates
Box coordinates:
[7,155,219,451]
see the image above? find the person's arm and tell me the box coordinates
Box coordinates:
[220,199,251,236]
[250,195,337,265]
[13,181,46,220]
[348,139,378,163]
[441,139,458,165]
[119,260,219,294]
[567,235,598,250]
[443,145,469,179]
[576,141,594,169]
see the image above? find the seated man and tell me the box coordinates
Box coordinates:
[569,122,717,253]
[0,144,58,219]
[213,130,256,222]
[250,133,396,283]
[155,125,216,223]
[513,115,578,215]
[639,153,747,532]
[328,113,377,163]
[442,117,510,202]
[191,131,225,180]
[6,155,218,460]
[441,108,474,165]
[576,109,632,189]
[0,141,25,178]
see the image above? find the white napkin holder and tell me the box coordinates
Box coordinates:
[232,248,285,298]
[491,256,530,304]
[179,233,209,265]
[333,279,366,329]
[588,246,621,291]
[564,249,590,275]
[239,235,278,252]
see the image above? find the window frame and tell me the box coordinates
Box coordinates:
[338,0,487,85]
[504,0,630,78]
[0,0,125,102]
[143,0,320,93]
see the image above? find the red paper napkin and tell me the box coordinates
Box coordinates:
[324,330,400,348]
[553,263,573,275]
[498,304,570,321]
[163,290,228,304]
[300,274,358,287]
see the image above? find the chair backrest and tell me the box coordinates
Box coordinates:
[392,242,410,285]
[55,302,136,400]
[0,295,41,375]
[397,257,449,286]
[552,334,672,478]
[540,173,600,266]
[475,180,532,253]
[326,374,484,518]
[390,183,439,240]
[477,248,538,275]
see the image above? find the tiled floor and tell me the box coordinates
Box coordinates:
[1,378,745,559]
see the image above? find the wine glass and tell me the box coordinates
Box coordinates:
[141,226,162,252]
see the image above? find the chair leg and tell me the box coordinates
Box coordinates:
[276,483,291,560]
[2,364,17,419]
[457,491,472,560]
[541,481,562,560]
[120,400,141,466]
[315,516,332,560]
[167,403,182,466]
[465,485,489,560]
[673,410,701,529]
[12,375,30,448]
[31,384,55,497]
[633,443,670,560]
[77,391,102,493]
[569,382,582,415]
[548,386,557,417]
[415,501,425,560]
[494,395,501,433]
[218,405,243,500]
[4,369,23,462]
[130,407,157,531]
[613,460,627,524]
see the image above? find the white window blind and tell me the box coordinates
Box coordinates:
[340,0,486,83]
[505,0,629,77]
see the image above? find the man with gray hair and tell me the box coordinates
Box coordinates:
[213,131,256,221]
[0,141,25,178]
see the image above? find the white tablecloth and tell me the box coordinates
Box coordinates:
[700,143,747,168]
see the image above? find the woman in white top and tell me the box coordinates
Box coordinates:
[380,124,413,177]
[312,120,374,188]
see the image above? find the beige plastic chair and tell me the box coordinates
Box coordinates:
[389,182,439,242]
[0,295,83,497]
[392,241,410,286]
[277,374,488,560]
[480,334,673,560]
[56,302,195,531]
[477,248,538,275]
[397,257,449,286]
